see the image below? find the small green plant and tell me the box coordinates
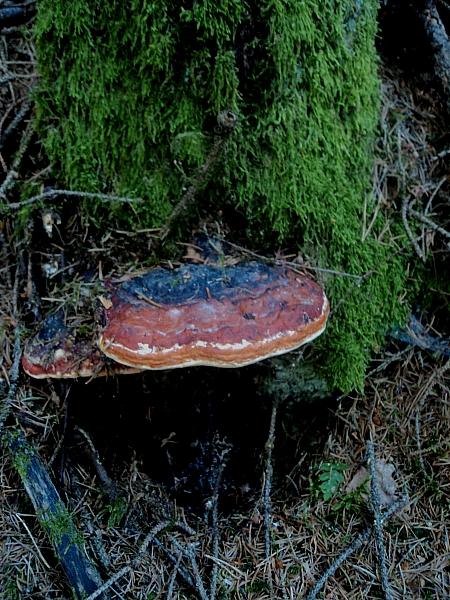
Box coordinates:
[311,461,348,502]
[4,577,20,600]
[332,487,367,515]
[103,496,128,529]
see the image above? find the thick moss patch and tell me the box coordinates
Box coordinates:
[34,0,411,391]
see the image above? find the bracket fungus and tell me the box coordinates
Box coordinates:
[22,312,139,379]
[22,262,329,378]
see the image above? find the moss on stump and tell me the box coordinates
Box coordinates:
[34,0,411,392]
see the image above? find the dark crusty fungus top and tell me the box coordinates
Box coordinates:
[22,312,138,379]
[98,262,329,370]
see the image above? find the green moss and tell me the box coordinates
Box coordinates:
[104,496,128,529]
[40,501,84,548]
[34,0,413,391]
[7,431,33,479]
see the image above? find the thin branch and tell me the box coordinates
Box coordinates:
[0,325,21,435]
[260,396,281,599]
[168,537,209,600]
[414,359,450,475]
[1,188,142,212]
[85,520,197,600]
[408,207,450,241]
[84,566,129,600]
[0,117,34,198]
[306,496,408,600]
[401,197,425,261]
[0,264,21,437]
[367,440,393,600]
[160,110,238,241]
[207,444,230,600]
[220,237,364,280]
[76,426,118,500]
[166,551,183,600]
[0,99,31,151]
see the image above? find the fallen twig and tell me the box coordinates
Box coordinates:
[0,264,21,436]
[261,396,281,598]
[306,496,408,600]
[421,0,450,110]
[0,326,21,435]
[1,188,143,211]
[367,440,393,600]
[0,118,34,199]
[0,99,32,151]
[76,426,118,500]
[408,207,450,243]
[84,566,129,600]
[207,442,230,600]
[166,551,183,599]
[86,519,206,600]
[4,430,107,599]
[402,197,425,261]
[160,110,238,241]
[414,359,450,474]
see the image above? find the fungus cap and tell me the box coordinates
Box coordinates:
[98,262,329,370]
[22,313,139,379]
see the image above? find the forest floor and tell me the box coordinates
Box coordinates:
[1,6,450,600]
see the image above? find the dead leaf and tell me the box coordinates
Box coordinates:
[183,244,205,263]
[346,460,398,506]
[98,295,113,310]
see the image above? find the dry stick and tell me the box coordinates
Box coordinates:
[262,396,280,598]
[366,440,393,600]
[305,496,408,600]
[0,325,21,435]
[415,359,450,474]
[421,0,450,109]
[136,522,196,589]
[86,522,199,600]
[408,207,450,241]
[1,188,143,212]
[5,431,108,599]
[0,99,31,151]
[148,534,195,590]
[76,426,118,500]
[0,264,21,436]
[0,117,34,198]
[401,197,425,261]
[159,110,238,241]
[208,446,230,600]
[84,566,129,600]
[167,536,209,600]
[219,237,364,281]
[166,551,183,600]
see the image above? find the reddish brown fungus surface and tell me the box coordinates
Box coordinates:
[22,312,138,379]
[99,262,329,370]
